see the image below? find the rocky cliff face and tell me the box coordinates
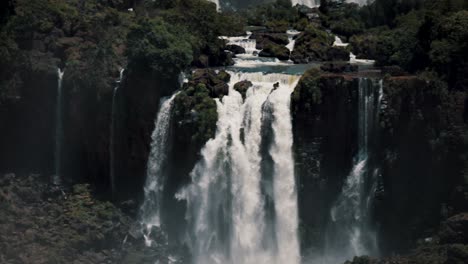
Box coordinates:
[291,69,468,257]
[0,55,58,175]
[291,69,358,251]
[377,76,468,254]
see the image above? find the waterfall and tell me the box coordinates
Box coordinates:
[221,32,259,56]
[54,68,65,185]
[109,68,124,196]
[140,91,179,246]
[286,30,301,52]
[291,0,320,7]
[322,78,383,263]
[333,36,375,65]
[179,71,301,264]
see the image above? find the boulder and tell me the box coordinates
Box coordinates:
[259,44,290,61]
[326,46,350,61]
[250,32,289,50]
[439,213,468,244]
[226,44,246,54]
[234,80,253,100]
[189,69,230,98]
[290,26,334,63]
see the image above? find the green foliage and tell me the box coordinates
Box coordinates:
[244,0,299,29]
[430,11,468,89]
[174,83,218,144]
[126,18,192,77]
[9,0,78,35]
[330,18,364,39]
[291,68,322,114]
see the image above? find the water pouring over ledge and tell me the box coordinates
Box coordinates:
[53,68,65,185]
[177,71,301,264]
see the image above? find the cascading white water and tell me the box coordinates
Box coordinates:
[140,92,179,246]
[110,68,124,195]
[291,0,320,7]
[333,36,375,65]
[322,78,383,263]
[54,68,65,184]
[286,30,301,52]
[179,71,301,264]
[266,76,301,264]
[221,32,259,56]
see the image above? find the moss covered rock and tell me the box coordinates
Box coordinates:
[290,26,334,63]
[234,80,253,101]
[259,43,290,61]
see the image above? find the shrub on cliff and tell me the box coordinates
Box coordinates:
[174,83,218,145]
[291,68,322,115]
[126,18,192,78]
[430,10,468,90]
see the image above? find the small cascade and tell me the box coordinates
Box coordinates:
[333,36,375,65]
[221,32,259,56]
[54,68,65,185]
[140,91,180,246]
[333,36,349,47]
[109,68,125,196]
[322,78,383,263]
[179,71,301,264]
[291,0,320,7]
[286,30,301,52]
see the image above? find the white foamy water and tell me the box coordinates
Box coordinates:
[333,36,375,65]
[180,71,301,264]
[110,68,124,195]
[54,68,65,185]
[291,0,320,7]
[320,78,383,264]
[140,92,179,246]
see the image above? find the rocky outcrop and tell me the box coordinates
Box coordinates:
[234,80,253,100]
[377,76,468,254]
[250,32,289,50]
[226,44,246,55]
[187,69,230,98]
[259,43,291,61]
[0,53,59,174]
[289,23,354,63]
[291,69,358,250]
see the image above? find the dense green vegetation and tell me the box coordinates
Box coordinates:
[322,0,468,91]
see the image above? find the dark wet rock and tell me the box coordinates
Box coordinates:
[259,43,290,61]
[381,65,408,77]
[326,46,350,61]
[250,32,289,50]
[189,69,230,98]
[439,213,468,244]
[291,26,334,63]
[320,62,357,73]
[234,80,253,100]
[226,44,246,54]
